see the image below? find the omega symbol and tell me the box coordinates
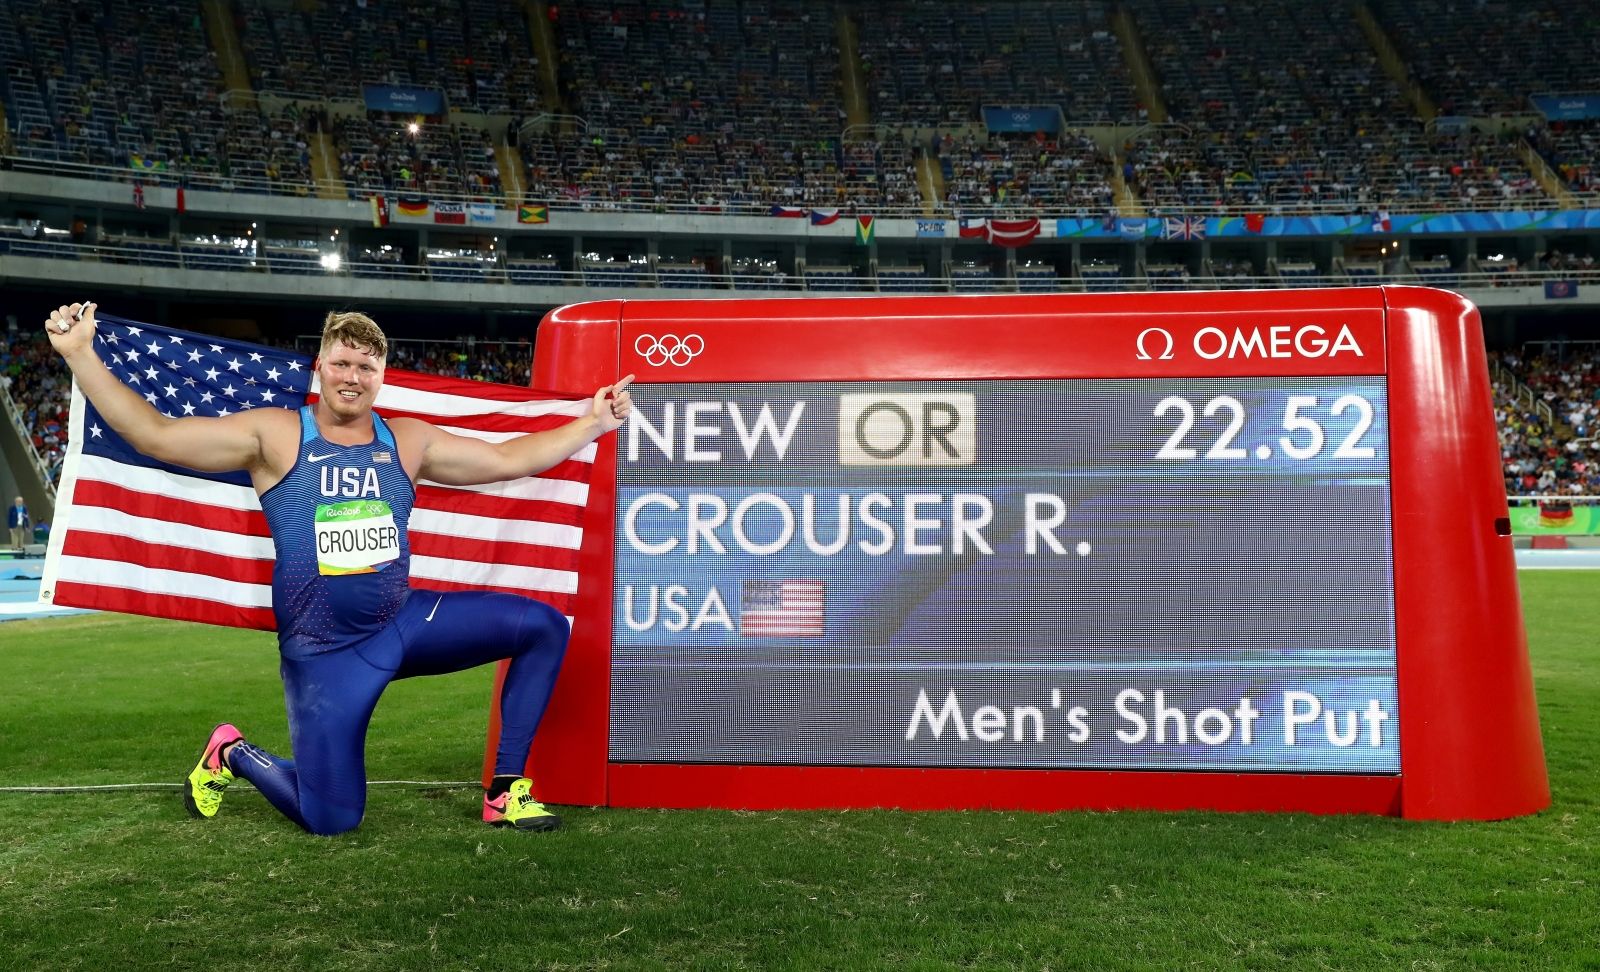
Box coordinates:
[634,334,705,367]
[1136,327,1175,360]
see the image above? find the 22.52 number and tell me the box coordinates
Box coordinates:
[1152,395,1377,461]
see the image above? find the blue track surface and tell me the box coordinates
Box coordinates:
[0,561,97,622]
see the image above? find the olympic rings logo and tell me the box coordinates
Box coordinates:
[634,333,705,366]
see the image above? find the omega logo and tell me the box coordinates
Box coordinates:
[1135,328,1175,360]
[1136,325,1365,361]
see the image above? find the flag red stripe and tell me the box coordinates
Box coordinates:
[52,580,277,630]
[413,487,587,525]
[69,479,272,536]
[408,532,580,573]
[409,580,574,615]
[62,531,276,584]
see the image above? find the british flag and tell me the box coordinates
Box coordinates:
[1161,216,1206,240]
[739,579,824,637]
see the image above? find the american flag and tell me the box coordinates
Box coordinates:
[739,579,825,638]
[39,315,592,630]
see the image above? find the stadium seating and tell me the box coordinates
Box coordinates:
[876,264,928,292]
[505,256,564,285]
[263,240,323,275]
[655,261,713,289]
[0,0,1590,216]
[1374,0,1600,119]
[802,265,860,291]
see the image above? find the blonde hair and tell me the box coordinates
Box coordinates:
[320,311,388,361]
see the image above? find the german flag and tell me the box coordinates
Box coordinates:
[397,197,429,218]
[518,204,549,224]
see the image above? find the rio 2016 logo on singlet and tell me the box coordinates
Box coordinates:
[315,500,400,575]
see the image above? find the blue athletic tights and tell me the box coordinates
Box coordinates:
[227,590,569,836]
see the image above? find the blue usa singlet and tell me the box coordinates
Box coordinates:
[259,406,416,658]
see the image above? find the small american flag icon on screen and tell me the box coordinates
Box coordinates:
[740,580,825,637]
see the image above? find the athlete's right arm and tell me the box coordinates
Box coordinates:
[45,303,287,476]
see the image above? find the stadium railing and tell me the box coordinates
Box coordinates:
[5,155,1586,220]
[5,234,1593,297]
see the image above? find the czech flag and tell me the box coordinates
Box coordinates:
[768,205,807,218]
[518,204,549,224]
[810,207,841,225]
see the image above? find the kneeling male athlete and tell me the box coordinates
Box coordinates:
[46,304,633,834]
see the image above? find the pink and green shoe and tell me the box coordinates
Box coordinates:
[483,778,562,832]
[183,723,243,819]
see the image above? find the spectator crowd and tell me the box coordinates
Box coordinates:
[0,328,72,486]
[1495,348,1600,497]
[6,0,1596,216]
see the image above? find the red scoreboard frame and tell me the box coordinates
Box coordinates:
[485,286,1549,822]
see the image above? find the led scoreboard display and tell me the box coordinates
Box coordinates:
[493,288,1549,821]
[612,377,1398,775]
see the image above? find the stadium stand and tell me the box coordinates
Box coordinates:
[1125,0,1543,212]
[1373,0,1600,119]
[0,328,70,485]
[1493,347,1600,496]
[0,0,1589,217]
[854,0,1139,129]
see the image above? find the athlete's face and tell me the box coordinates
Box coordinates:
[318,341,384,421]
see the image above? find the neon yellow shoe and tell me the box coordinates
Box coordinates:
[483,778,562,832]
[183,723,242,819]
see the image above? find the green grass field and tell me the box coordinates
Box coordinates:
[1,574,1597,970]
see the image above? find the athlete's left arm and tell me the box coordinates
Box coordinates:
[398,376,634,486]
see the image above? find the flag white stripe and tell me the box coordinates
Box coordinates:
[64,504,276,560]
[435,426,598,463]
[417,476,590,506]
[409,555,578,594]
[75,454,262,511]
[53,555,274,608]
[410,508,583,550]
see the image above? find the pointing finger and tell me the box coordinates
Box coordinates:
[611,374,636,394]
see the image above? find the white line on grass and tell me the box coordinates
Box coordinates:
[0,780,479,792]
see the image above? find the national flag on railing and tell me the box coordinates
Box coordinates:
[1118,218,1149,240]
[39,316,593,630]
[434,202,467,225]
[986,217,1041,247]
[1244,212,1266,233]
[959,217,988,239]
[467,203,497,225]
[370,195,389,227]
[518,204,548,224]
[396,197,429,218]
[1371,210,1391,233]
[1161,216,1205,240]
[810,207,840,225]
[855,214,876,245]
[768,205,807,218]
